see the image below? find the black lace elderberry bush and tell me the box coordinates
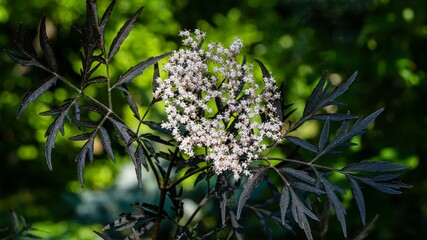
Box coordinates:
[5,0,411,239]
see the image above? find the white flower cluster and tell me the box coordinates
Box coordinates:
[154,29,283,180]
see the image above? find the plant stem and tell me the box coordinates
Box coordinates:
[152,147,179,240]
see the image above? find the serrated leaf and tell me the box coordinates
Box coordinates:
[135,144,148,172]
[292,181,325,195]
[76,133,95,186]
[4,49,44,69]
[39,16,57,71]
[45,112,68,170]
[351,175,411,194]
[323,71,357,108]
[310,113,358,121]
[282,168,316,184]
[99,0,116,37]
[72,119,98,128]
[254,59,271,78]
[112,52,170,88]
[80,105,108,116]
[141,139,159,163]
[303,71,328,117]
[119,84,140,119]
[319,120,329,152]
[236,167,267,220]
[140,133,173,146]
[94,230,113,240]
[108,6,144,61]
[16,25,38,58]
[347,175,366,225]
[83,76,108,88]
[142,121,173,135]
[319,176,347,237]
[39,105,67,116]
[109,118,142,187]
[99,127,115,162]
[17,76,58,118]
[342,160,410,173]
[86,0,99,30]
[290,189,317,240]
[69,133,92,141]
[280,184,290,225]
[313,109,384,162]
[285,136,318,153]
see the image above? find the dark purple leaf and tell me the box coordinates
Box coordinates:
[347,175,366,225]
[69,133,92,141]
[45,112,68,170]
[319,176,347,237]
[99,126,115,162]
[342,160,410,173]
[112,52,170,88]
[285,136,318,153]
[318,120,329,152]
[280,184,290,225]
[237,167,267,220]
[303,71,328,117]
[108,6,143,61]
[17,76,58,118]
[310,113,358,121]
[254,59,271,78]
[39,16,57,71]
[83,76,107,88]
[99,0,116,36]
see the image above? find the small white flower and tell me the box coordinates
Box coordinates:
[155,30,283,180]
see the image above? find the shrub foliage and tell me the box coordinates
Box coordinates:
[5,0,410,239]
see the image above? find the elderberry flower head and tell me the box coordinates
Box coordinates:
[154,29,283,180]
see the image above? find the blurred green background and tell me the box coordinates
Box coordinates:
[0,0,426,239]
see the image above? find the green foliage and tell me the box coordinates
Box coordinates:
[4,1,412,239]
[1,0,425,239]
